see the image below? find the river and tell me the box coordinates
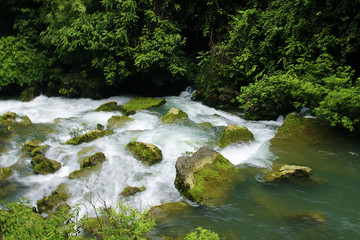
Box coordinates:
[1,88,360,239]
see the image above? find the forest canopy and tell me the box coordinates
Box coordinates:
[0,0,359,131]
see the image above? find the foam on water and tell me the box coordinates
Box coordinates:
[0,88,281,214]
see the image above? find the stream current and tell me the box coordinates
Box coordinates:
[1,88,360,239]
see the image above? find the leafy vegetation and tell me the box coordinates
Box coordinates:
[0,0,359,130]
[0,200,220,239]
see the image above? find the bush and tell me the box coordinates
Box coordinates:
[0,36,47,91]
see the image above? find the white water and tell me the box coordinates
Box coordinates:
[0,88,282,215]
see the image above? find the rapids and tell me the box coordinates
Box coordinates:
[1,88,360,239]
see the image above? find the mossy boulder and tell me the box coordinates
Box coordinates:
[0,167,13,183]
[37,183,70,214]
[126,141,163,165]
[270,113,343,147]
[174,146,242,206]
[217,124,254,148]
[162,108,189,124]
[30,145,50,157]
[0,112,32,126]
[65,129,114,145]
[94,101,120,112]
[21,141,42,154]
[69,152,107,179]
[81,152,106,168]
[20,87,39,102]
[149,201,193,223]
[121,97,166,115]
[263,164,312,183]
[107,115,134,129]
[120,186,146,197]
[33,158,62,175]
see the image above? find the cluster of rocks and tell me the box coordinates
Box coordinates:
[1,98,340,231]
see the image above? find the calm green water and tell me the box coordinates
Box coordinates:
[151,138,360,239]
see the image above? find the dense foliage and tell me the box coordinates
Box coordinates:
[0,0,359,130]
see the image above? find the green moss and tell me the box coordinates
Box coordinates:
[271,113,342,146]
[81,152,106,168]
[107,115,134,129]
[189,155,240,205]
[162,108,189,124]
[94,101,119,112]
[37,185,71,214]
[65,129,114,145]
[70,152,107,179]
[121,97,166,115]
[33,158,61,175]
[22,141,41,153]
[0,167,13,183]
[217,124,254,148]
[126,141,163,165]
[69,166,100,179]
[30,145,50,157]
[121,186,146,197]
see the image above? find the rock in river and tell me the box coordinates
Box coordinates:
[162,107,189,124]
[174,146,242,206]
[121,97,165,115]
[263,164,312,183]
[217,124,254,148]
[125,141,163,166]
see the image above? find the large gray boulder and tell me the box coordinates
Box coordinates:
[174,147,242,206]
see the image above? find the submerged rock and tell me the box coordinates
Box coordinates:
[149,201,193,223]
[286,211,326,226]
[37,183,71,214]
[33,158,62,175]
[0,167,13,183]
[263,164,312,183]
[162,108,189,124]
[69,152,107,179]
[174,146,242,206]
[107,115,134,129]
[126,141,163,165]
[65,129,114,145]
[94,101,120,112]
[217,124,254,148]
[121,97,166,115]
[120,186,146,197]
[25,143,62,175]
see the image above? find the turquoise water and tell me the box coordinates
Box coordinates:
[1,90,360,239]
